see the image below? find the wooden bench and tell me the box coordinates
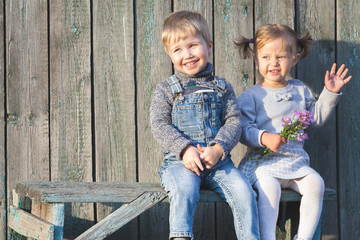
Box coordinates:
[9,181,337,240]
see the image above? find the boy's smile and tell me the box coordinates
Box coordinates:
[167,34,212,76]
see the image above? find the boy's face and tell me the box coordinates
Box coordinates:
[166,34,212,76]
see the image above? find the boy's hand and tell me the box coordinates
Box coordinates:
[197,144,223,169]
[325,63,352,93]
[261,132,287,152]
[182,145,204,176]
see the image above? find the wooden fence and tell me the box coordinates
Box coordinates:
[0,0,359,239]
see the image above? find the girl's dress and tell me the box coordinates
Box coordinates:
[238,79,341,185]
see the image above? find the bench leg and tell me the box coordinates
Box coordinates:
[75,191,167,240]
[31,201,65,240]
[9,190,55,240]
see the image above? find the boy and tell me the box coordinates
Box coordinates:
[150,10,259,240]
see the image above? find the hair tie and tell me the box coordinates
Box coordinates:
[250,38,254,43]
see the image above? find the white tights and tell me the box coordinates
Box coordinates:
[254,173,325,240]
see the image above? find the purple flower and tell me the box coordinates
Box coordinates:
[282,116,291,124]
[297,132,309,141]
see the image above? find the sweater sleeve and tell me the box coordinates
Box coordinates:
[150,81,193,160]
[209,82,242,159]
[306,86,342,128]
[237,90,266,148]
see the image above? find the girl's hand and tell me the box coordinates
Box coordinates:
[197,144,223,169]
[182,145,204,176]
[325,63,352,93]
[261,132,287,152]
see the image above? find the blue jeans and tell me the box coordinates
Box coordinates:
[159,157,260,239]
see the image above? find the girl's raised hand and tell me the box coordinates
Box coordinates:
[325,63,352,93]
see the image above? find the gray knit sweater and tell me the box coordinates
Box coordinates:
[150,63,241,160]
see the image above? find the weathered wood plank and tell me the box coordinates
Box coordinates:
[15,182,164,203]
[297,1,339,239]
[6,2,49,238]
[337,0,360,239]
[6,0,49,193]
[31,201,65,240]
[136,0,172,183]
[8,205,54,240]
[49,0,93,238]
[93,1,137,239]
[213,1,254,238]
[254,0,295,27]
[75,192,167,240]
[0,0,6,238]
[14,181,337,204]
[136,0,172,239]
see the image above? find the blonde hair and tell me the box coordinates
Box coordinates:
[161,10,211,52]
[235,24,313,59]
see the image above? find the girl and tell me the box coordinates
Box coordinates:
[235,24,351,240]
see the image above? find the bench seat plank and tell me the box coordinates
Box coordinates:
[15,181,337,203]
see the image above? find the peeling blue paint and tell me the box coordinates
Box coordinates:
[242,6,248,16]
[72,24,80,35]
[221,0,232,24]
[242,73,248,86]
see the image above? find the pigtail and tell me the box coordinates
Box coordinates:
[234,36,254,59]
[298,32,313,59]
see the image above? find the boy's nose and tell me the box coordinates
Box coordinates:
[184,49,194,58]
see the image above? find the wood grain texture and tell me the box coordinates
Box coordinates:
[49,0,93,238]
[136,0,172,183]
[0,1,5,239]
[93,1,137,239]
[337,0,360,239]
[8,205,54,240]
[6,2,49,239]
[31,201,65,240]
[136,0,172,239]
[254,0,295,27]
[297,1,339,239]
[6,0,49,187]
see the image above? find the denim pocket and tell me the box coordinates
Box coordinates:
[177,103,204,137]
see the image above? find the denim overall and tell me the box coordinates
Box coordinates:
[158,76,260,240]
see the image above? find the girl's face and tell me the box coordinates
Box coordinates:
[255,36,299,88]
[167,33,212,76]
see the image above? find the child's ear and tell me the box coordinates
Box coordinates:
[208,41,213,56]
[292,53,300,67]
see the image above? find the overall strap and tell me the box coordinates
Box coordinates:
[212,76,226,91]
[166,75,183,95]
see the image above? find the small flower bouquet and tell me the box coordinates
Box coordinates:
[254,110,313,159]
